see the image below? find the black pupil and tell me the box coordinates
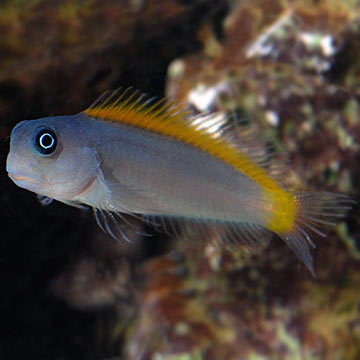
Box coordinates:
[40,134,53,148]
[36,129,57,155]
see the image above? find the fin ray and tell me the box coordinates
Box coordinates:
[278,192,356,275]
[147,216,271,256]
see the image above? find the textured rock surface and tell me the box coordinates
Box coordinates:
[128,1,360,359]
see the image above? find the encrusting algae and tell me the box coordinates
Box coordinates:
[6,88,355,276]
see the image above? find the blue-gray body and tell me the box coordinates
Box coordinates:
[7,114,268,226]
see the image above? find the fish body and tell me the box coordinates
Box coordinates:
[8,114,267,222]
[6,89,355,274]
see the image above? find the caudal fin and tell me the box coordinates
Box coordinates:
[278,192,356,276]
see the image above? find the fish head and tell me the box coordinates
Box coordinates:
[6,115,99,201]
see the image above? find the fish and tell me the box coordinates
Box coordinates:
[6,88,355,275]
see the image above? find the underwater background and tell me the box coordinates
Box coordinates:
[0,0,359,359]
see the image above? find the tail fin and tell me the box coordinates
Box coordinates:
[278,192,356,276]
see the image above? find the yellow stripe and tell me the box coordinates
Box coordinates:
[84,97,297,233]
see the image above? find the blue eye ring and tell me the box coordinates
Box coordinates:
[34,128,57,156]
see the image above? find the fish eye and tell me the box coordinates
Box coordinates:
[34,128,57,156]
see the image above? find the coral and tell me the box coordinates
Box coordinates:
[131,1,360,359]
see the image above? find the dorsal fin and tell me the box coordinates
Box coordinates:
[84,87,190,132]
[83,88,289,199]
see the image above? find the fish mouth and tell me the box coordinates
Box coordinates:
[8,172,40,184]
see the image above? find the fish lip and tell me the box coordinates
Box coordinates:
[8,172,41,184]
